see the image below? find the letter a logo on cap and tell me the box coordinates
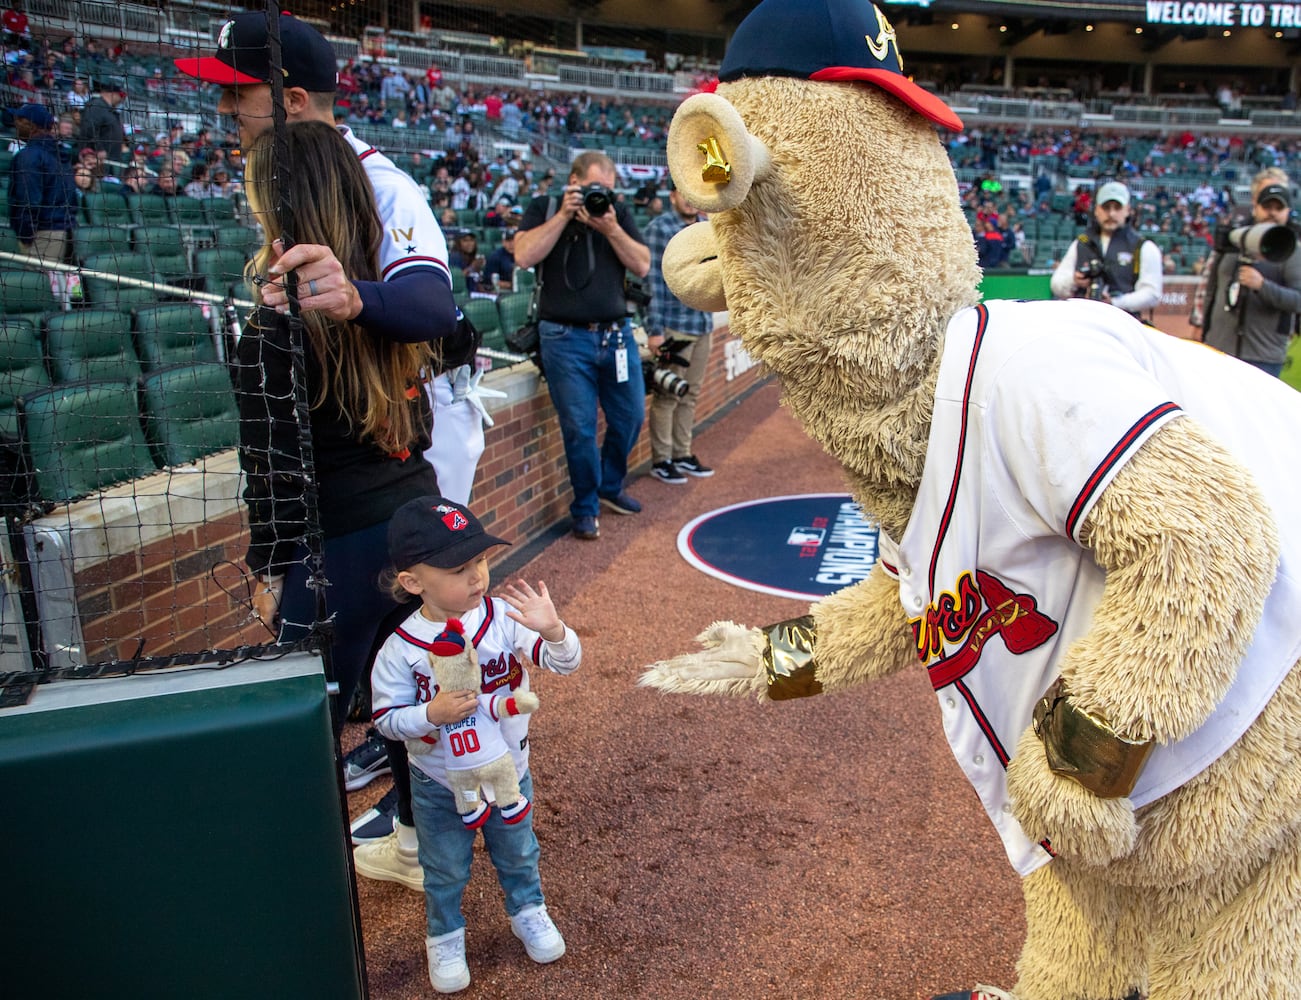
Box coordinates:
[865,7,899,65]
[440,508,468,531]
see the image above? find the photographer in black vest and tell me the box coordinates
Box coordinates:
[1050,181,1163,321]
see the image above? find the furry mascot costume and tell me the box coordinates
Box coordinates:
[639,1,1301,997]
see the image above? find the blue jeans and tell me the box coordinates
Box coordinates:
[277,521,402,735]
[538,319,645,519]
[411,766,543,937]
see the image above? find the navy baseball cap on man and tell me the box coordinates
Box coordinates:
[12,103,54,129]
[174,11,338,93]
[718,0,962,132]
[388,496,511,571]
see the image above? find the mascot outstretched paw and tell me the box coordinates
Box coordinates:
[1006,727,1138,867]
[639,620,766,698]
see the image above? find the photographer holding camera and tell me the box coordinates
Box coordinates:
[644,180,716,484]
[514,151,651,541]
[1195,171,1301,378]
[1050,181,1162,321]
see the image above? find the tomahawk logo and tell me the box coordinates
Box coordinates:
[910,570,1059,689]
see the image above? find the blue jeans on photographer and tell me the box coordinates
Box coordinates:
[538,319,645,519]
[411,765,544,937]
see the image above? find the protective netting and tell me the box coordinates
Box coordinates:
[0,0,698,703]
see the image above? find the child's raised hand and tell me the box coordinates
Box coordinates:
[499,579,564,642]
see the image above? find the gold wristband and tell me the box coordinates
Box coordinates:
[762,615,822,700]
[1032,676,1154,798]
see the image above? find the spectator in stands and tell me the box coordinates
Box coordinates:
[481,228,516,293]
[1050,180,1163,321]
[149,164,177,197]
[120,164,146,195]
[184,162,217,199]
[483,197,514,228]
[643,181,716,486]
[7,102,76,266]
[210,166,234,197]
[65,76,88,109]
[1196,171,1301,378]
[448,231,486,294]
[76,77,126,160]
[975,217,1007,270]
[71,161,97,195]
[513,150,651,540]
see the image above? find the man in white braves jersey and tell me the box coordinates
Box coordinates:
[176,10,490,887]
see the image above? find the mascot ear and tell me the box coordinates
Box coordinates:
[667,91,771,213]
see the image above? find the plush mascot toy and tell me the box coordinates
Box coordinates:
[428,619,538,829]
[639,1,1301,997]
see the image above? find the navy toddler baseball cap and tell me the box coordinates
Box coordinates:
[174,11,338,93]
[718,0,962,132]
[388,496,510,571]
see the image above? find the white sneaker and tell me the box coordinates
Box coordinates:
[353,833,423,892]
[509,903,566,964]
[426,928,470,994]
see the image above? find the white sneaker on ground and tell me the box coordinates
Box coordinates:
[353,833,423,892]
[510,902,566,964]
[426,928,471,994]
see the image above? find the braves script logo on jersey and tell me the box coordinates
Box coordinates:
[911,570,1059,690]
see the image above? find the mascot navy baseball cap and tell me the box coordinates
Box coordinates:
[718,0,963,132]
[388,496,510,571]
[174,11,338,93]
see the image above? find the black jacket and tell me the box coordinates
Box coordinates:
[77,96,125,158]
[233,308,438,575]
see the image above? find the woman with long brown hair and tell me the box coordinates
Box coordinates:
[236,119,445,725]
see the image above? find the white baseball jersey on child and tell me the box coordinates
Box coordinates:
[370,596,581,790]
[879,298,1301,876]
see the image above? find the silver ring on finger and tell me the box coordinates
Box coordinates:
[307,278,319,297]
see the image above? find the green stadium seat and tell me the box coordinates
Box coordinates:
[0,269,58,314]
[20,378,157,503]
[45,309,140,384]
[460,297,502,351]
[201,197,240,225]
[212,224,262,259]
[0,319,51,440]
[171,195,209,226]
[138,362,239,466]
[132,224,185,258]
[81,191,134,226]
[132,303,219,372]
[495,291,532,341]
[449,267,467,296]
[73,225,133,262]
[193,248,251,299]
[512,268,536,293]
[131,193,174,224]
[80,252,159,312]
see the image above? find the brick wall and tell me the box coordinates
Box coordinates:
[32,325,765,667]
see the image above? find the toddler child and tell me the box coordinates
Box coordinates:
[369,495,581,994]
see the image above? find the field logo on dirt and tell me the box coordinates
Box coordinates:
[677,494,878,600]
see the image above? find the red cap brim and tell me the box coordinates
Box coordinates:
[811,66,963,132]
[173,56,264,87]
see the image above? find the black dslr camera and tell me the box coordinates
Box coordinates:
[639,336,691,398]
[1077,257,1106,300]
[580,183,614,216]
